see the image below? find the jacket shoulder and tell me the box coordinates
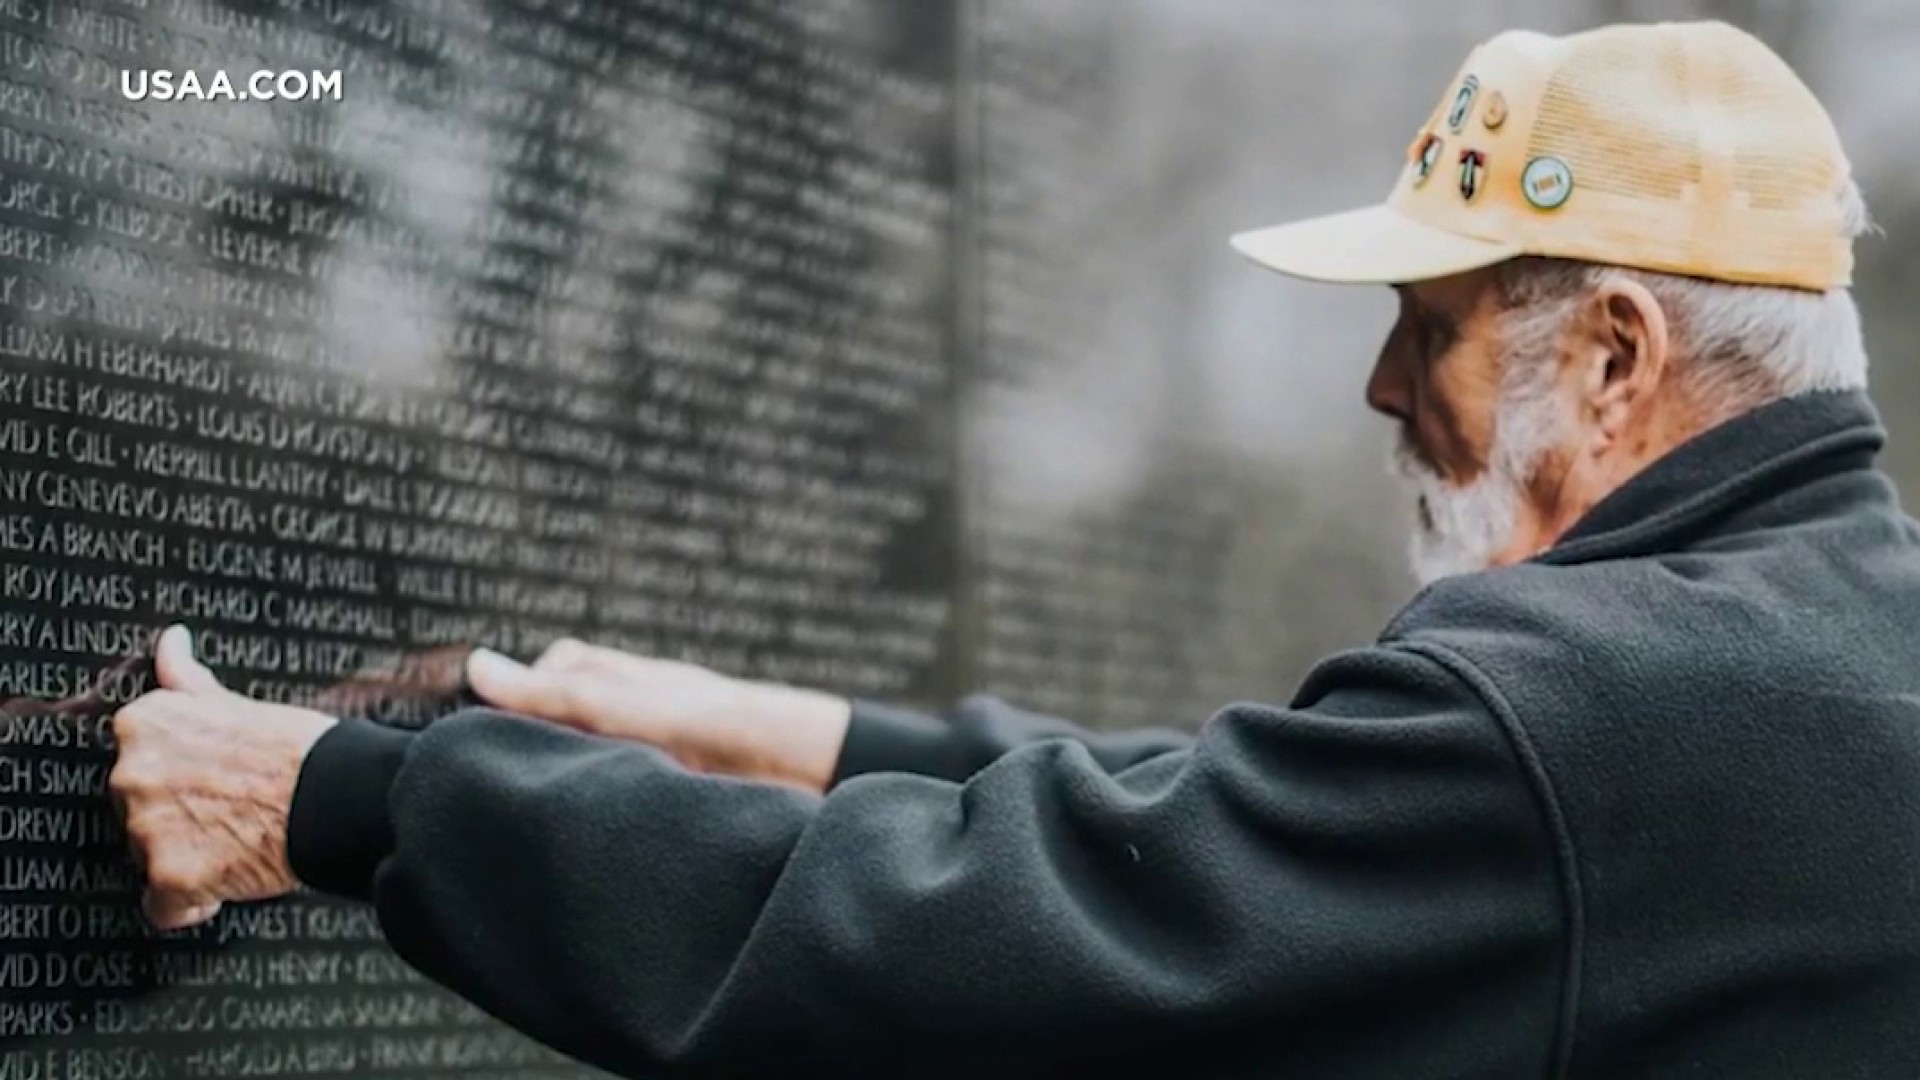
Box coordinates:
[1382,562,1617,658]
[1373,561,1693,735]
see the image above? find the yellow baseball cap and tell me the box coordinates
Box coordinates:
[1230,21,1855,291]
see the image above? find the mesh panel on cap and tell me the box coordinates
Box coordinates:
[1718,61,1841,211]
[1526,34,1703,199]
[1736,148,1839,212]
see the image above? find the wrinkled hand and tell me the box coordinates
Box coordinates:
[465,641,850,793]
[111,626,337,931]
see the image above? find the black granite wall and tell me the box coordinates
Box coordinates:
[2,1,961,1075]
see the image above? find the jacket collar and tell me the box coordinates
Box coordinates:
[1534,389,1892,566]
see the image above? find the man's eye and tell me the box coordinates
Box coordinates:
[1408,317,1435,355]
[1393,317,1426,357]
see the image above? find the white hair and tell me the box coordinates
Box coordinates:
[1496,179,1874,416]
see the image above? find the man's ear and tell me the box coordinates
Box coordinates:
[1572,277,1670,451]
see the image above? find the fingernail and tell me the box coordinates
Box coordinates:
[160,624,191,654]
[466,648,525,681]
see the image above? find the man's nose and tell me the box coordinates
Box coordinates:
[1366,357,1411,422]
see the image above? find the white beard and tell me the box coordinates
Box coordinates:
[1389,380,1570,586]
[1391,441,1524,585]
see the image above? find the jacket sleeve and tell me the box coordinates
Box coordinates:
[286,645,1568,1079]
[831,695,1195,785]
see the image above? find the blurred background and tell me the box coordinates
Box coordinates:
[964,0,1920,729]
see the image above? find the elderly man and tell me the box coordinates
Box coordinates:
[111,21,1920,1079]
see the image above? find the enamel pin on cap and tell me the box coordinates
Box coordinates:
[1446,74,1479,132]
[1521,155,1573,209]
[1457,149,1486,202]
[1413,133,1444,186]
[1481,90,1507,130]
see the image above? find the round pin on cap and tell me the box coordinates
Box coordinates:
[1521,155,1573,209]
[1482,90,1507,130]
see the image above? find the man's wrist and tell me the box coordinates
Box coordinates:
[265,707,339,889]
[740,683,849,794]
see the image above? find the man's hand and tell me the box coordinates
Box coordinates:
[464,641,851,794]
[110,625,338,931]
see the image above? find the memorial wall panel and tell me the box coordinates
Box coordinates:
[1,0,956,1074]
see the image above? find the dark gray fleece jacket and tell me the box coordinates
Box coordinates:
[287,388,1920,1078]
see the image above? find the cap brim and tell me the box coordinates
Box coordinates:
[1229,203,1520,285]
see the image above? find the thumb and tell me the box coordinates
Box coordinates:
[143,889,221,932]
[154,625,223,694]
[466,648,581,725]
